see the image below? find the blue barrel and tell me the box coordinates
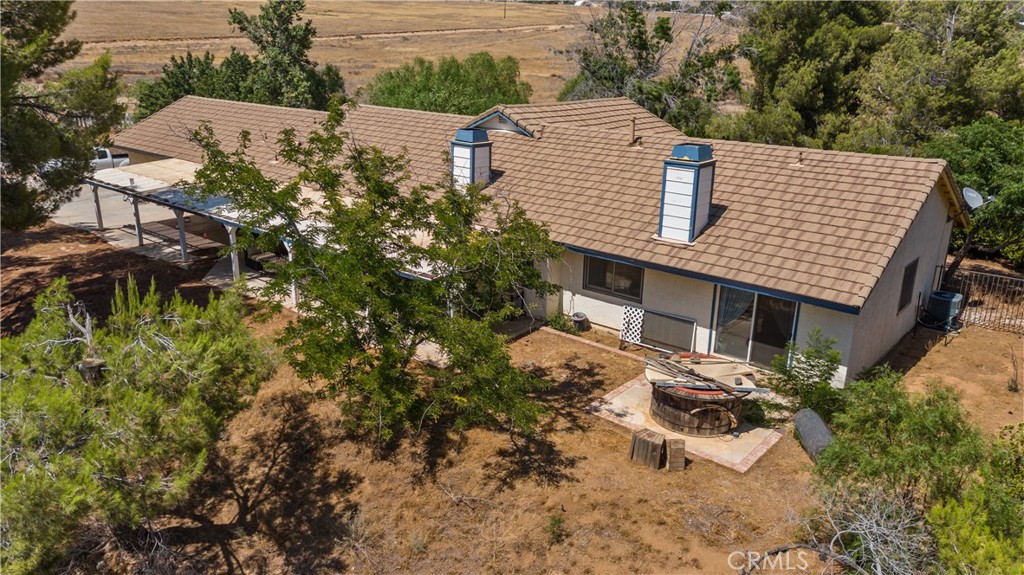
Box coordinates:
[927,291,963,329]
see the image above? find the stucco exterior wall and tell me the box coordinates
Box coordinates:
[523,256,564,320]
[559,251,728,356]
[847,185,954,377]
[112,150,166,165]
[795,303,856,384]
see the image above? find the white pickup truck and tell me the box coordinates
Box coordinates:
[91,147,130,170]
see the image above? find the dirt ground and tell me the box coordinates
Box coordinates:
[134,324,817,575]
[5,224,1020,574]
[3,223,813,574]
[883,327,1024,436]
[61,1,741,104]
[0,222,218,336]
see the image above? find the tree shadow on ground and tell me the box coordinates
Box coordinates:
[1,223,217,336]
[524,353,611,433]
[484,434,583,493]
[411,412,469,483]
[158,392,360,574]
[476,353,613,491]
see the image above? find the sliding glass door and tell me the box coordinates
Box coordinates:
[714,286,797,367]
[714,288,755,359]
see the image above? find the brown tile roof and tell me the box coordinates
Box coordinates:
[466,97,680,138]
[485,126,957,310]
[114,96,465,187]
[113,96,961,311]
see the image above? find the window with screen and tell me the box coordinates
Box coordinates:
[898,258,919,313]
[584,255,643,302]
[640,311,696,352]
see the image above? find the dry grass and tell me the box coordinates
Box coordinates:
[885,326,1024,435]
[10,226,1022,574]
[62,1,741,103]
[63,1,585,102]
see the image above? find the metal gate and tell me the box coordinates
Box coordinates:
[945,270,1024,335]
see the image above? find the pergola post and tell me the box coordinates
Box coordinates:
[132,197,144,246]
[91,185,104,231]
[174,209,189,263]
[226,225,240,280]
[285,243,297,307]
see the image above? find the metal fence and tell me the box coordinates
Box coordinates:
[945,270,1024,335]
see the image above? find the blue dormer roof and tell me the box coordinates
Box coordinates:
[670,143,713,163]
[455,129,489,144]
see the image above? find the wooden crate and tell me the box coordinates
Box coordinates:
[665,438,687,471]
[629,428,665,470]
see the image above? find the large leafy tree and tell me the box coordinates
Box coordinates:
[365,52,532,115]
[559,1,737,135]
[836,0,1024,153]
[709,0,891,147]
[0,0,125,231]
[917,117,1024,269]
[0,278,275,574]
[188,102,562,444]
[133,0,344,120]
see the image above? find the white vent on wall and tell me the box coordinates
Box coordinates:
[659,143,715,243]
[450,129,492,188]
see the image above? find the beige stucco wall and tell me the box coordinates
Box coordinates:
[530,183,953,386]
[847,184,954,378]
[115,150,166,165]
[795,303,857,385]
[522,256,565,320]
[556,250,722,355]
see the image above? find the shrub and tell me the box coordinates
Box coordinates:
[929,492,1024,575]
[546,514,567,545]
[815,368,985,509]
[765,328,845,422]
[546,313,579,335]
[0,277,275,573]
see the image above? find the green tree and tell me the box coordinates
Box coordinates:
[365,52,532,115]
[917,117,1024,269]
[815,368,985,509]
[559,1,736,135]
[928,492,1024,575]
[558,1,674,102]
[187,102,562,444]
[764,328,845,422]
[720,0,891,147]
[707,100,808,147]
[836,1,1024,154]
[133,0,344,120]
[1,0,125,231]
[975,423,1024,538]
[0,278,274,574]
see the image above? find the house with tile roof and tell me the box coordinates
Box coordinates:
[100,95,968,384]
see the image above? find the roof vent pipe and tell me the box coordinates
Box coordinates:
[450,129,492,188]
[658,143,716,243]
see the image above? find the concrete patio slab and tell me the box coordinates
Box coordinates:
[588,374,782,473]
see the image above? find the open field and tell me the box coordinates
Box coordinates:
[64,1,585,103]
[62,1,741,104]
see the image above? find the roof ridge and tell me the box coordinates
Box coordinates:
[179,95,474,122]
[500,96,634,110]
[528,122,683,142]
[178,95,329,115]
[354,104,472,121]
